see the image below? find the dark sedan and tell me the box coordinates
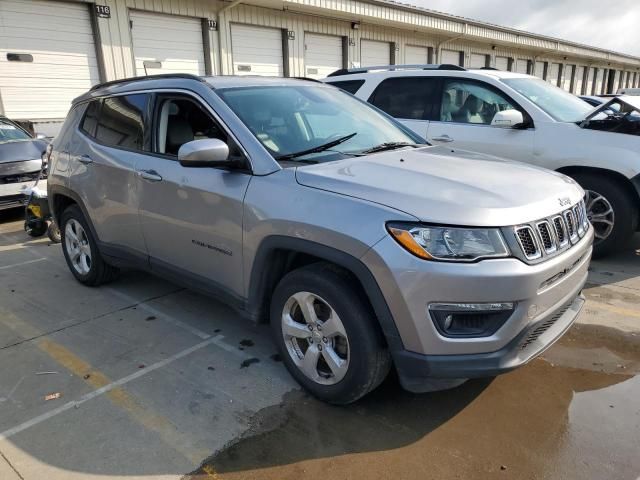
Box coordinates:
[0,116,48,210]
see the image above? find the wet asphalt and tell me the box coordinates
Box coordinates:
[0,208,638,480]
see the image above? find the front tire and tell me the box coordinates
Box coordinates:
[571,172,638,258]
[60,205,119,286]
[270,263,391,404]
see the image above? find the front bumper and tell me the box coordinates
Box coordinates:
[361,224,592,391]
[0,179,47,210]
[393,291,584,391]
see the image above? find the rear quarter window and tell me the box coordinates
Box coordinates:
[327,80,365,95]
[80,100,100,137]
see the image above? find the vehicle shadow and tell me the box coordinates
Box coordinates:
[587,233,640,288]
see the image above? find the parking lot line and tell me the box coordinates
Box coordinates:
[106,287,212,340]
[0,335,222,444]
[0,258,46,270]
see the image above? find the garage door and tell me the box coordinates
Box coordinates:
[304,33,342,79]
[441,49,461,66]
[495,56,510,71]
[130,11,206,77]
[547,63,560,86]
[534,61,545,79]
[0,0,100,121]
[562,65,574,91]
[594,69,605,94]
[231,24,283,76]
[585,68,595,94]
[574,66,585,94]
[361,40,391,67]
[469,53,487,69]
[405,45,429,65]
[515,58,529,74]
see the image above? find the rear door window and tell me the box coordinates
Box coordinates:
[79,100,101,137]
[368,77,440,120]
[328,80,365,95]
[95,94,150,151]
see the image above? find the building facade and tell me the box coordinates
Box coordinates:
[1,0,640,134]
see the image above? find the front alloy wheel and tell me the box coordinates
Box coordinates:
[281,291,349,385]
[584,189,615,244]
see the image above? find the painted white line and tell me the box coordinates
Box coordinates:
[106,288,212,340]
[0,258,46,271]
[0,335,224,441]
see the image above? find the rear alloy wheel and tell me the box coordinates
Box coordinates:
[271,263,391,404]
[60,205,119,286]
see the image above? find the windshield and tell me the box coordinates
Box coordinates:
[217,85,419,163]
[0,118,31,143]
[502,78,593,123]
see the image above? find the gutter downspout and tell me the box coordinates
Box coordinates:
[436,23,467,64]
[219,0,244,15]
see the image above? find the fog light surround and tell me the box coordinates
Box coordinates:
[428,302,515,338]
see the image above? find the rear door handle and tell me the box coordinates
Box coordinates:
[78,155,93,164]
[137,169,163,182]
[431,135,454,143]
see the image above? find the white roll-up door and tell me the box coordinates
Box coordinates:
[495,56,510,71]
[469,53,487,69]
[304,33,342,79]
[594,69,605,94]
[441,49,462,66]
[0,0,100,122]
[130,11,206,77]
[515,58,529,74]
[231,24,283,76]
[405,45,429,65]
[547,63,560,85]
[534,61,545,79]
[562,65,574,91]
[585,67,595,94]
[574,66,586,94]
[361,40,391,67]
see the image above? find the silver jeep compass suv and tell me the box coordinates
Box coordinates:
[48,74,593,404]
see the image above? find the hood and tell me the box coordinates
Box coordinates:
[295,146,584,227]
[0,139,47,164]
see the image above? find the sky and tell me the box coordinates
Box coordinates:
[409,0,640,57]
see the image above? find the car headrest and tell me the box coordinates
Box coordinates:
[166,116,193,153]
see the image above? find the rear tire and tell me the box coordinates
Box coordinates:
[60,205,119,286]
[270,262,391,404]
[570,172,638,258]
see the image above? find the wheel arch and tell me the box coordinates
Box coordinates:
[49,185,100,241]
[246,236,404,352]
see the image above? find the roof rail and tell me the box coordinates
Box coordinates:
[479,67,500,71]
[327,64,466,77]
[89,73,205,92]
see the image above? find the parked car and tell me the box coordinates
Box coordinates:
[0,115,48,210]
[48,74,592,404]
[324,65,639,256]
[618,87,640,96]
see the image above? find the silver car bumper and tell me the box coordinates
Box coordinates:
[361,224,592,389]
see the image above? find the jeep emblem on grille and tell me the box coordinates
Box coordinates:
[558,197,571,207]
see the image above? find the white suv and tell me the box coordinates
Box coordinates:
[324,65,640,257]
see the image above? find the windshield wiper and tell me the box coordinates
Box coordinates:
[275,132,357,161]
[359,142,419,154]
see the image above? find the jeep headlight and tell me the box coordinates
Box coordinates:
[387,223,510,262]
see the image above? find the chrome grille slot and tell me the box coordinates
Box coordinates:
[552,215,568,247]
[536,221,556,253]
[574,204,585,237]
[515,226,541,260]
[564,210,578,242]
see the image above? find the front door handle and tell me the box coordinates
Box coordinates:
[78,155,93,164]
[137,169,163,182]
[431,135,454,143]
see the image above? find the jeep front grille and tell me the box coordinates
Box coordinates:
[515,226,541,260]
[512,200,589,263]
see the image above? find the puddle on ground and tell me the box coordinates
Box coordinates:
[188,324,640,480]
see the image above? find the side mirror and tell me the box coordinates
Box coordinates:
[491,109,525,128]
[35,133,47,140]
[178,139,230,167]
